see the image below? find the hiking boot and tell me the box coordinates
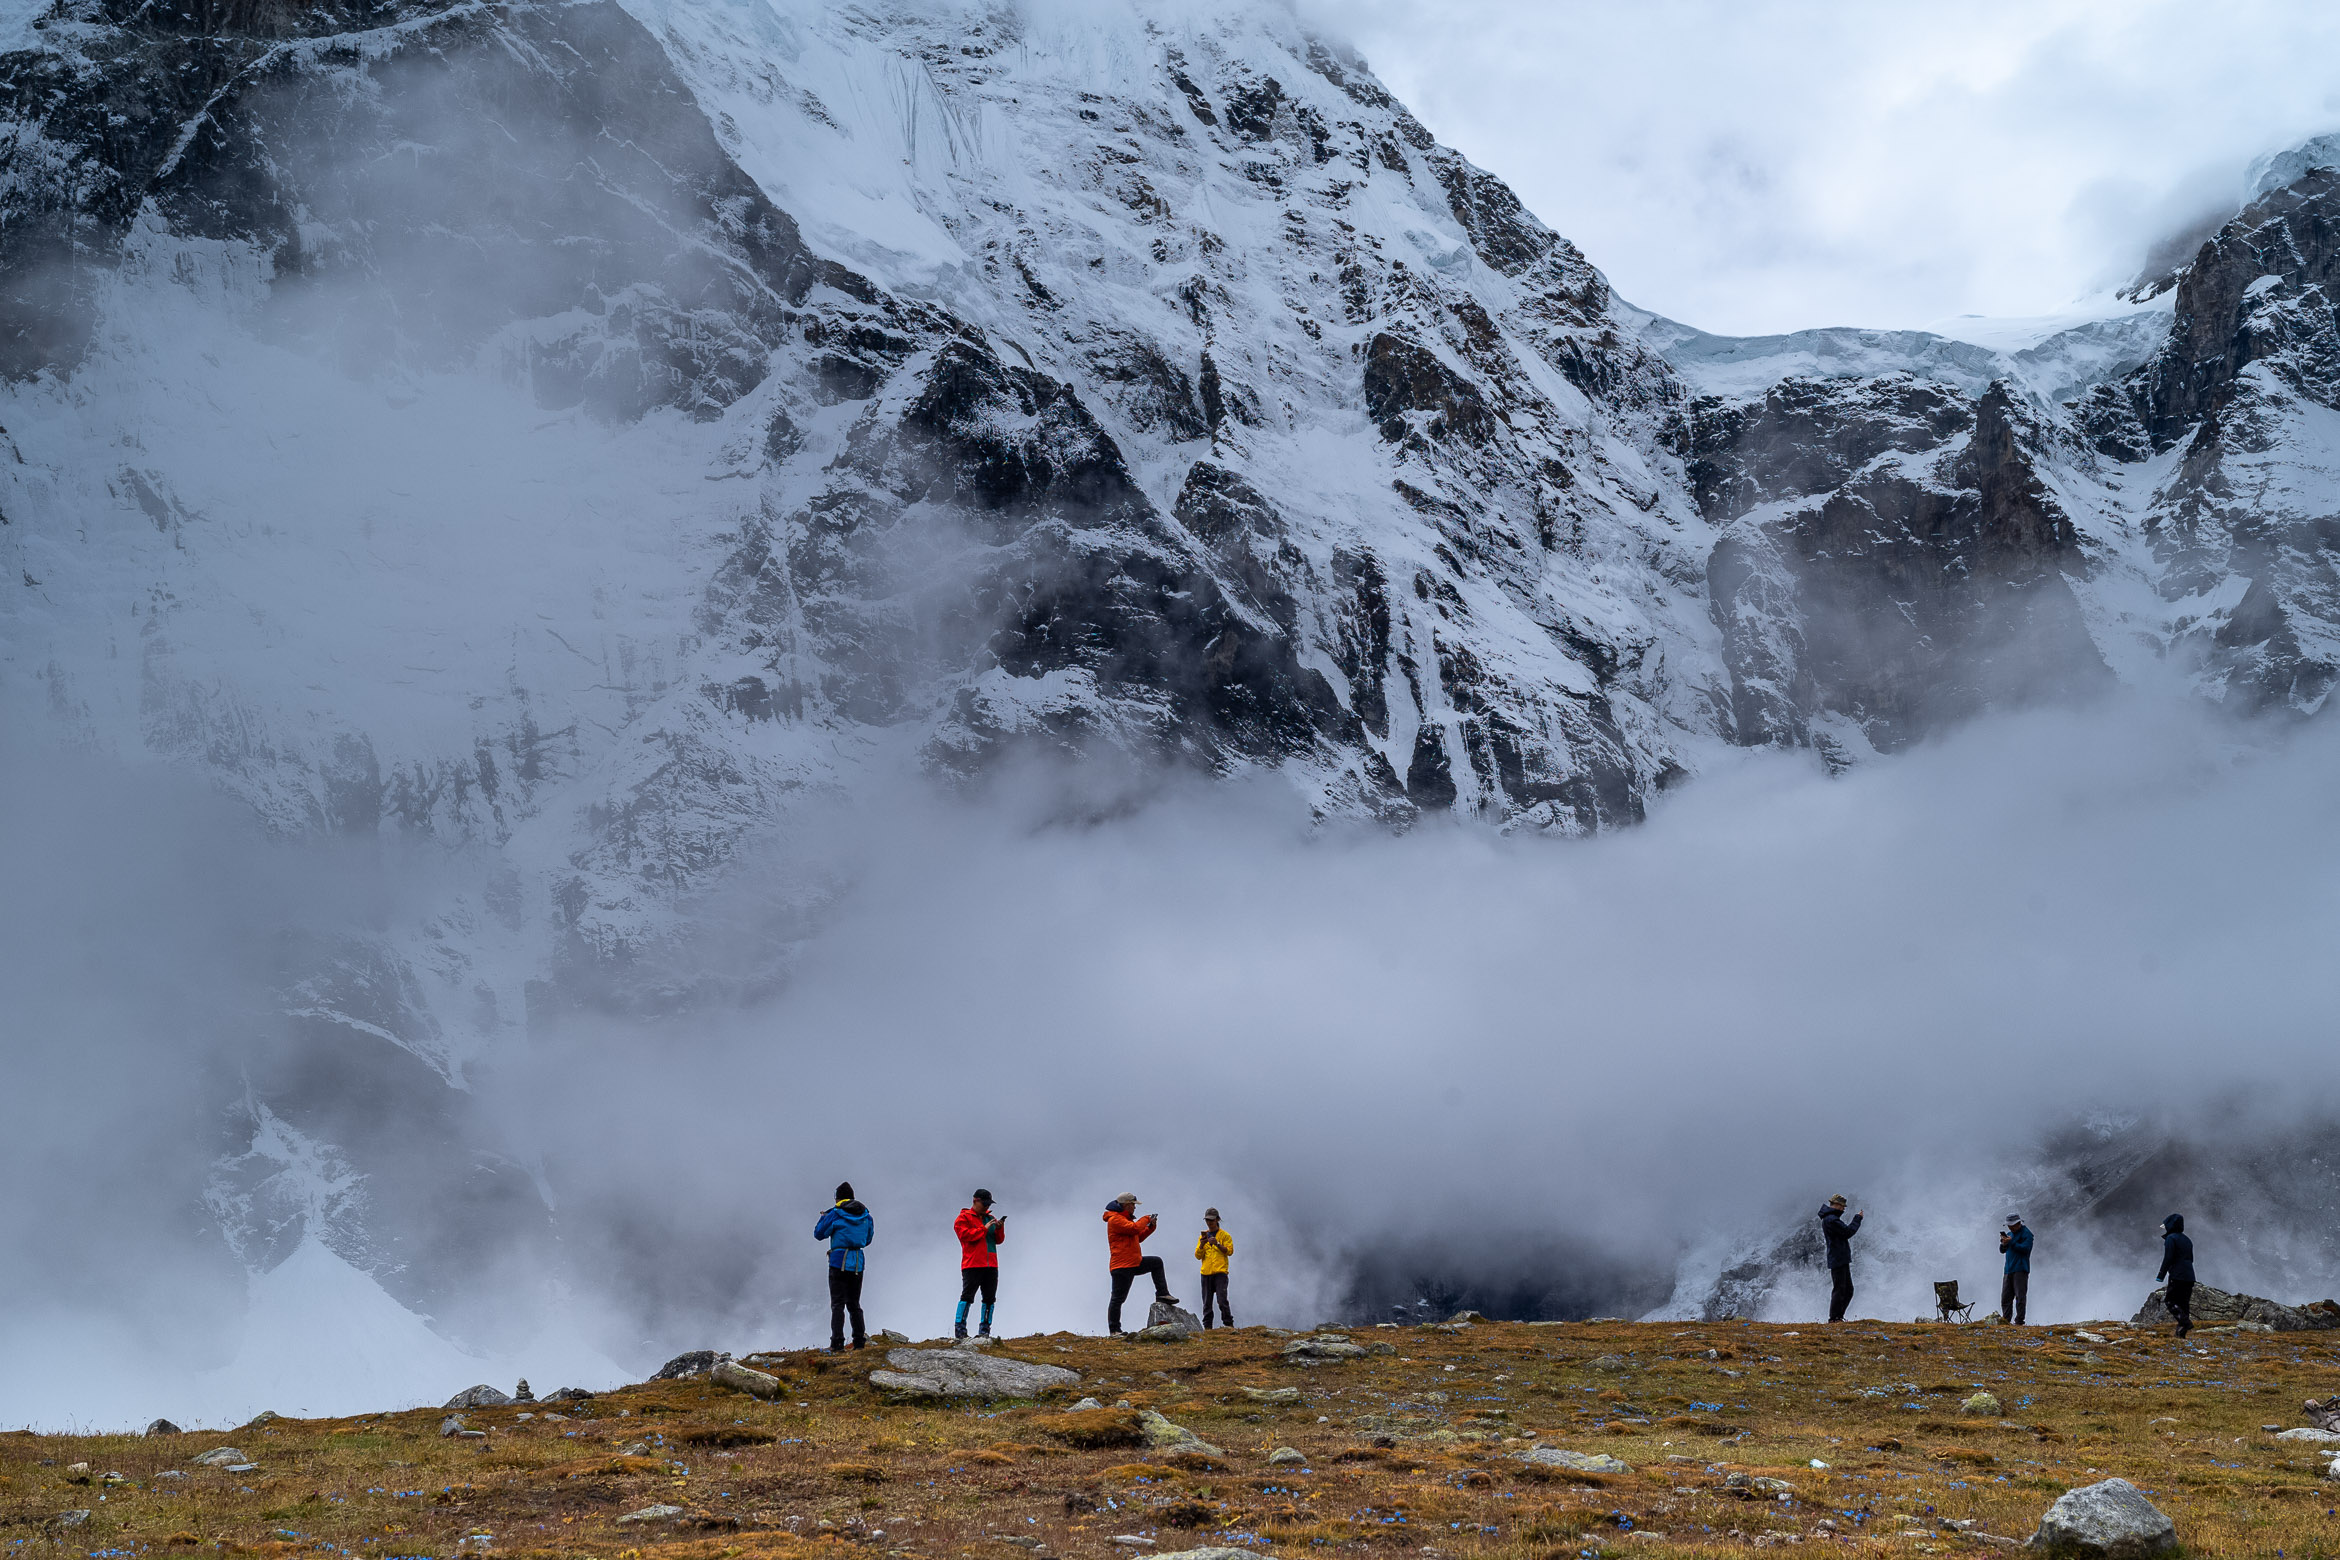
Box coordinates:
[851,1339,867,1350]
[977,1328,992,1339]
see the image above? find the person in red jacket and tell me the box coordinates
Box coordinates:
[1104,1193,1178,1334]
[953,1189,1005,1339]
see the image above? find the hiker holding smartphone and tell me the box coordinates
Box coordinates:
[1195,1208,1233,1329]
[954,1189,1005,1339]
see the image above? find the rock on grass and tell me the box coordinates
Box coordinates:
[2026,1477,2177,1558]
[869,1347,1080,1401]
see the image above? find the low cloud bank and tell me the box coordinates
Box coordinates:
[508,691,2340,1351]
[9,693,2340,1427]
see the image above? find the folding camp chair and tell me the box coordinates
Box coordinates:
[1934,1280,1976,1323]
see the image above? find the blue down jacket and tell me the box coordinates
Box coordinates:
[815,1200,874,1273]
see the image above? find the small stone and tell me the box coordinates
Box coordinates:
[63,1463,90,1483]
[617,1504,686,1523]
[2073,1330,2109,1345]
[2276,1428,2340,1442]
[144,1419,183,1436]
[1109,1539,1156,1549]
[1266,1447,1306,1466]
[879,1330,911,1344]
[1065,1398,1103,1411]
[1448,1311,1487,1324]
[456,1533,494,1554]
[54,1511,90,1529]
[440,1417,467,1437]
[2025,1476,2176,1557]
[189,1448,247,1468]
[1962,1392,2002,1417]
[1151,1550,1261,1560]
[514,1412,534,1422]
[1131,1324,1192,1343]
[1587,1353,1632,1372]
[650,1351,719,1381]
[444,1384,514,1410]
[1242,1387,1302,1406]
[241,1411,279,1427]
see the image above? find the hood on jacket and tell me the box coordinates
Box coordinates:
[2164,1213,2185,1233]
[839,1199,867,1216]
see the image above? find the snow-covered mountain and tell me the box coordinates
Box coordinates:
[7,0,2340,1350]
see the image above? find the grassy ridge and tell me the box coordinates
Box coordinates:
[6,1319,2334,1558]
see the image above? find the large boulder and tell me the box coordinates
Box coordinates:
[1519,1447,1632,1476]
[1137,1410,1224,1459]
[2133,1285,2340,1331]
[1147,1300,1203,1335]
[712,1359,783,1400]
[2025,1477,2177,1557]
[443,1384,514,1409]
[867,1347,1079,1401]
[650,1351,721,1381]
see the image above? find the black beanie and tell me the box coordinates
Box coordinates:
[835,1181,854,1201]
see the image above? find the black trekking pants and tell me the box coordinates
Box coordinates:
[1200,1272,1232,1328]
[959,1268,999,1306]
[2166,1278,2194,1334]
[828,1267,866,1349]
[1828,1266,1853,1323]
[2000,1271,2028,1326]
[1107,1257,1170,1332]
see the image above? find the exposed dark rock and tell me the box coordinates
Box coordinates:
[1363,333,1494,446]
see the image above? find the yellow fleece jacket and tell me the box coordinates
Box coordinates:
[1196,1227,1232,1274]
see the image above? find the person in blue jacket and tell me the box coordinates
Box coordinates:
[1998,1214,2033,1325]
[2157,1213,2195,1338]
[814,1181,875,1353]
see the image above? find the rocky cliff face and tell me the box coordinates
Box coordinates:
[7,0,2340,1327]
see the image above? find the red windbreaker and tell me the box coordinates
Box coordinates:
[1104,1208,1156,1268]
[955,1207,1000,1270]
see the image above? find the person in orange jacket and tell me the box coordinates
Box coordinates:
[953,1189,1005,1339]
[1104,1193,1178,1335]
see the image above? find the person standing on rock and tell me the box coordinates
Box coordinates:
[954,1189,1006,1340]
[1195,1208,1234,1329]
[2158,1213,2195,1339]
[1999,1214,2033,1326]
[1105,1193,1178,1334]
[813,1181,874,1353]
[1819,1195,1864,1323]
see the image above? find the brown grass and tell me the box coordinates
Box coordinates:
[8,1319,2340,1559]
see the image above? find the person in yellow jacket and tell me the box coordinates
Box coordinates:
[1195,1208,1233,1329]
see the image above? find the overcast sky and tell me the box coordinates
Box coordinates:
[1330,0,2340,335]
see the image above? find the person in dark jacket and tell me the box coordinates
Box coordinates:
[1819,1194,1864,1322]
[953,1189,1005,1340]
[1998,1214,2033,1325]
[813,1181,874,1353]
[2157,1213,2195,1338]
